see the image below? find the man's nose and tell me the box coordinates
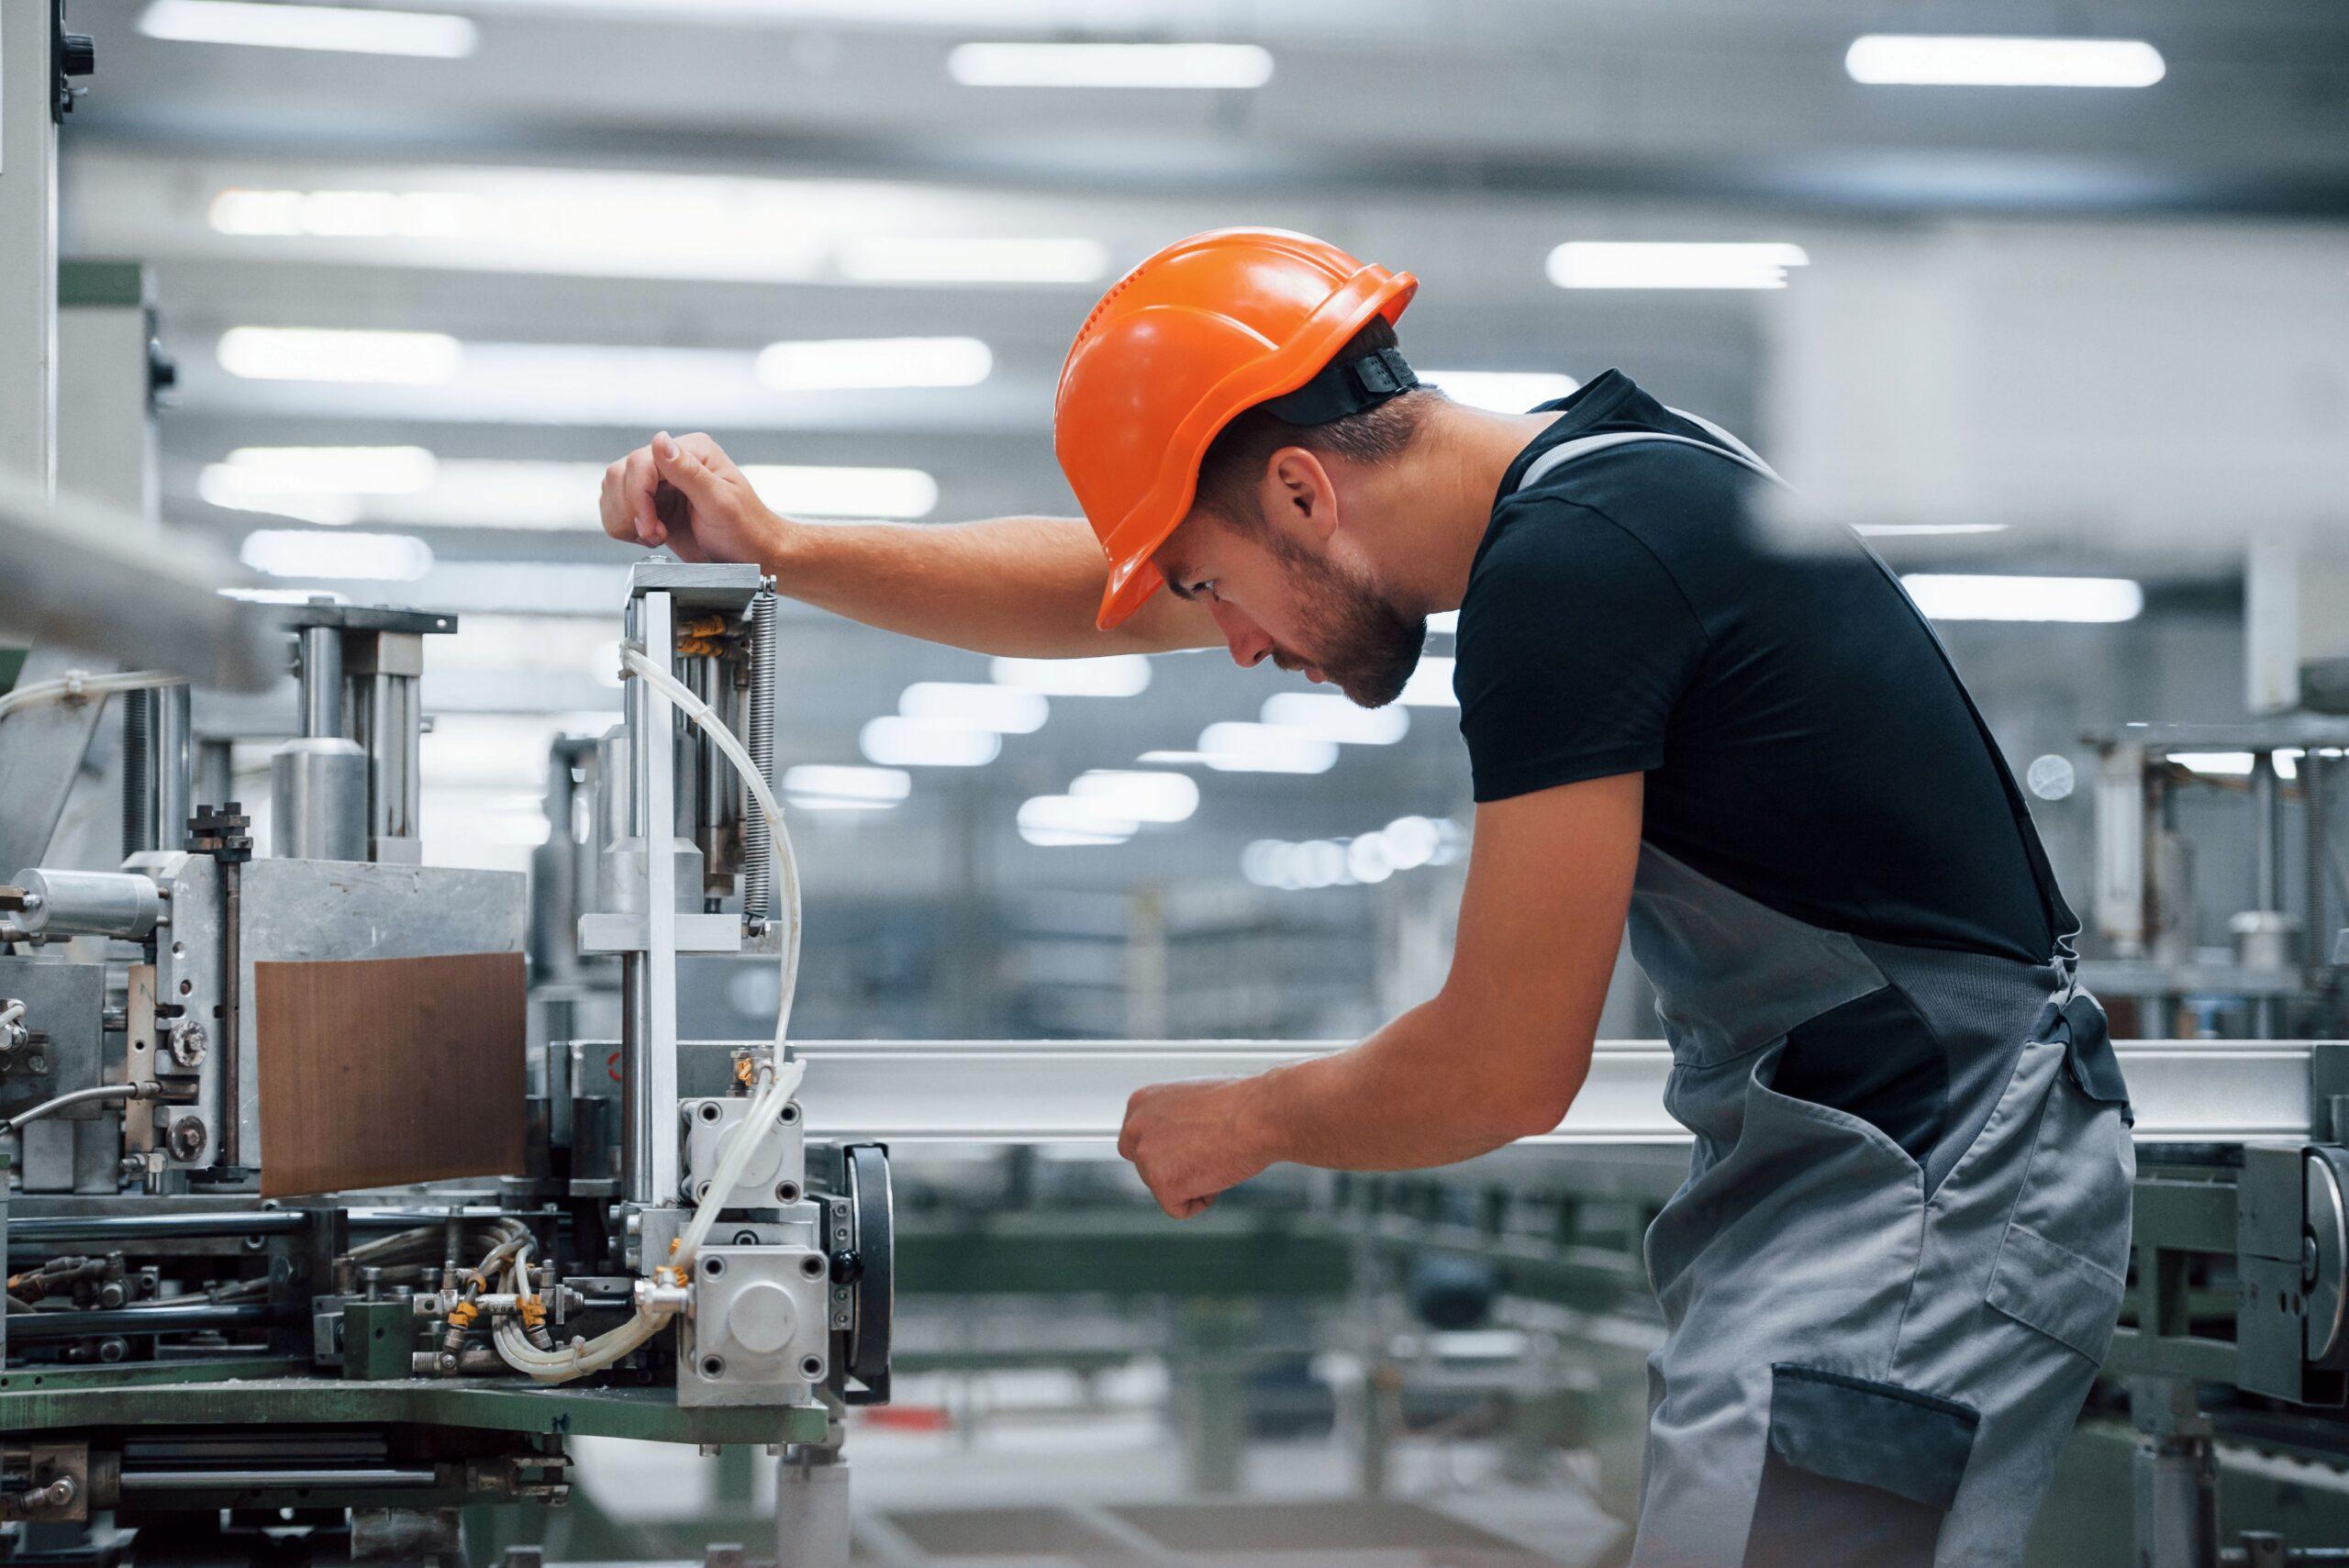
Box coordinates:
[1210,604,1272,668]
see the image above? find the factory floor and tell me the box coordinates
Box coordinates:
[536,1410,1627,1566]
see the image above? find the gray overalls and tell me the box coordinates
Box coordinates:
[1514,426,2137,1566]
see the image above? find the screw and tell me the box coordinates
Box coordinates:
[169,1116,207,1162]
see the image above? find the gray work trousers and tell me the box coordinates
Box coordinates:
[1624,848,2134,1568]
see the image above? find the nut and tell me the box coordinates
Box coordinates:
[167,1018,207,1067]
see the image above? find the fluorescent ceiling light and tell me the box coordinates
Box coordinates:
[860,716,999,768]
[1261,691,1408,746]
[139,0,477,56]
[898,682,1048,735]
[1425,611,1458,634]
[1017,795,1136,848]
[749,465,938,519]
[1899,573,2143,623]
[213,445,438,495]
[835,236,1109,285]
[1195,722,1338,775]
[1548,242,1809,291]
[2166,752,2254,777]
[989,654,1151,697]
[1854,523,2010,538]
[239,529,433,582]
[1069,769,1197,825]
[211,187,484,239]
[1845,34,2165,88]
[784,762,911,810]
[217,327,462,384]
[1396,656,1457,708]
[214,457,937,531]
[1424,371,1578,414]
[948,40,1274,90]
[756,336,992,393]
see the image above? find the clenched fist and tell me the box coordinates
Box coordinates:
[599,431,782,565]
[1117,1076,1275,1219]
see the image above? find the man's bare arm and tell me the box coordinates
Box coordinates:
[1119,773,1642,1212]
[598,431,1219,658]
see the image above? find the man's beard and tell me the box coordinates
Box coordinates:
[1273,544,1424,708]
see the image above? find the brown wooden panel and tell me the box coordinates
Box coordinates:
[252,951,526,1198]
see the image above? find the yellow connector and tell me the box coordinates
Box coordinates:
[446,1300,479,1330]
[518,1295,547,1329]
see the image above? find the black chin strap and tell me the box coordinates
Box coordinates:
[1260,345,1419,426]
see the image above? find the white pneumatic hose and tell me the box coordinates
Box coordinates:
[488,643,807,1386]
[0,670,185,724]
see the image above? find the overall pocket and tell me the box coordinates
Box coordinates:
[1983,996,2135,1362]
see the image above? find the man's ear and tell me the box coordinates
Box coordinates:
[1260,446,1340,548]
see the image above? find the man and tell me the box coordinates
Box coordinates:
[600,228,2132,1565]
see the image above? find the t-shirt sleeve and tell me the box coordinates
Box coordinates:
[1454,502,1709,803]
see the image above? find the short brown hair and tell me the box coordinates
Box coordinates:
[1189,317,1440,528]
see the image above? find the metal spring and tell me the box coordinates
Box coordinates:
[741,590,779,924]
[120,690,153,859]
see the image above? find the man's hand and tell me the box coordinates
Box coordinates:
[599,431,783,565]
[1118,1077,1274,1218]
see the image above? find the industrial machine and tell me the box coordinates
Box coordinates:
[1,565,893,1566]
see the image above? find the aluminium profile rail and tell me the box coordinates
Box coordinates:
[788,1039,2329,1146]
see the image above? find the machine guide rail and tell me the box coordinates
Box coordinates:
[777,1036,2332,1145]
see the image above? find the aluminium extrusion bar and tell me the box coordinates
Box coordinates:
[786,1039,2328,1146]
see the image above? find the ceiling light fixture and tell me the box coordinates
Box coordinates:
[139,0,478,56]
[784,763,912,810]
[834,236,1109,285]
[1261,692,1408,745]
[859,717,1000,768]
[755,336,992,393]
[948,40,1274,90]
[1899,573,2143,624]
[1547,242,1809,291]
[1422,371,1578,414]
[1016,795,1137,848]
[1194,722,1338,775]
[989,654,1152,697]
[1844,34,2165,88]
[1069,770,1197,824]
[239,529,433,581]
[217,327,462,384]
[897,682,1048,734]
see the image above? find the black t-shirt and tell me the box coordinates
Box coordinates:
[1455,370,2070,964]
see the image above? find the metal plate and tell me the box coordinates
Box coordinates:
[251,951,527,1197]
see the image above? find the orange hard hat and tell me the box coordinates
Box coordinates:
[1053,228,1418,629]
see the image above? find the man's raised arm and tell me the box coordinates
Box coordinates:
[598,431,1220,658]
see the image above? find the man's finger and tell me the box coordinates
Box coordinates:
[651,428,730,510]
[623,448,663,545]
